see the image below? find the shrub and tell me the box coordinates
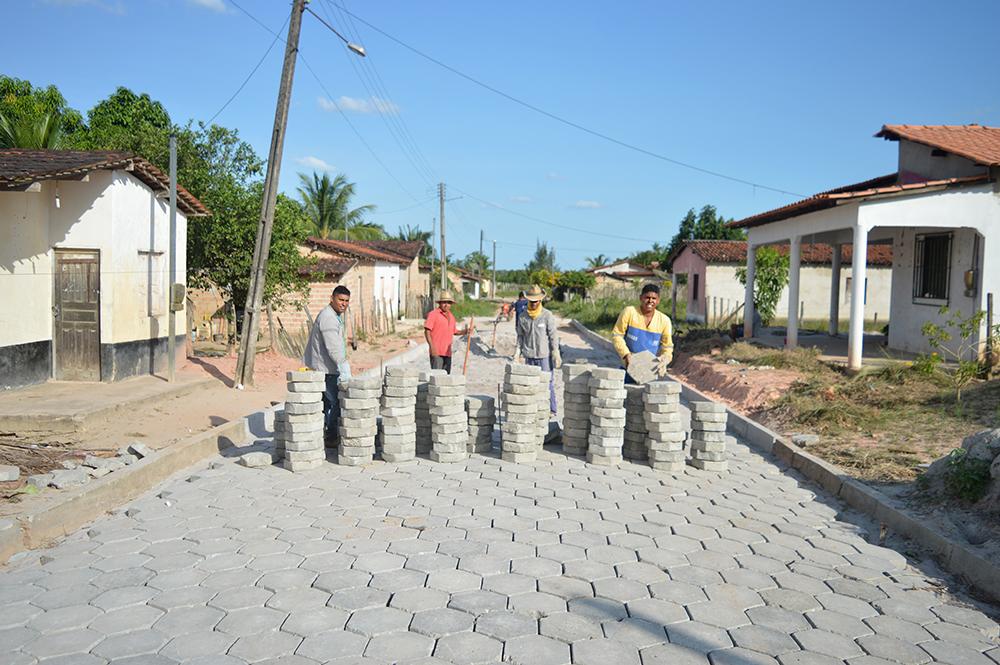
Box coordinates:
[942,448,992,503]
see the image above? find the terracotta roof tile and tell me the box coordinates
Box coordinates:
[876,124,1000,165]
[678,240,892,267]
[306,237,412,265]
[299,257,356,277]
[0,149,209,216]
[729,172,988,229]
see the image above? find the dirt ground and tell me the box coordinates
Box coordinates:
[0,323,426,502]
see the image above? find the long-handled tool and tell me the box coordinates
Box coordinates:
[462,317,475,375]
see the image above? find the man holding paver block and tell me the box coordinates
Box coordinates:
[515,285,562,415]
[612,283,673,384]
[303,285,353,440]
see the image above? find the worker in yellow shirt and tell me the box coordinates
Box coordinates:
[612,283,674,383]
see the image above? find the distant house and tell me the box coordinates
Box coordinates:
[730,123,1000,370]
[587,260,656,283]
[666,240,892,325]
[0,150,209,390]
[418,264,491,301]
[270,237,427,337]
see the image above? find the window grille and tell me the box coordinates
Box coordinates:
[913,233,951,302]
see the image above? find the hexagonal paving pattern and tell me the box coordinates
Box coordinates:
[0,413,996,665]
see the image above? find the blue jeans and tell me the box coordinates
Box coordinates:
[322,374,341,436]
[525,357,556,413]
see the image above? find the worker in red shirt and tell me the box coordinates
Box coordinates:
[424,290,469,374]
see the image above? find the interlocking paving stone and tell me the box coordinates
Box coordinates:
[0,378,996,665]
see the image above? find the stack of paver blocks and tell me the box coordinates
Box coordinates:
[428,373,468,463]
[272,408,287,460]
[689,400,728,471]
[416,369,445,455]
[379,366,419,463]
[561,363,594,456]
[466,395,495,454]
[643,380,685,472]
[338,376,381,466]
[623,384,648,461]
[535,371,551,449]
[282,370,326,472]
[587,367,627,466]
[501,363,542,463]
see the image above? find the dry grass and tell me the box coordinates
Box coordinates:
[720,343,1000,483]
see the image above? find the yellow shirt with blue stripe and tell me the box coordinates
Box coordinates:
[612,306,674,362]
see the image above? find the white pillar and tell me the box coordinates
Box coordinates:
[786,236,802,349]
[847,225,869,371]
[829,243,842,336]
[743,245,756,338]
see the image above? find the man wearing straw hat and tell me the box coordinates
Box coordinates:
[424,290,469,374]
[515,284,562,415]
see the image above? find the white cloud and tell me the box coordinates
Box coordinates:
[318,95,400,115]
[509,195,533,204]
[572,200,602,209]
[188,0,227,11]
[297,156,335,171]
[545,172,565,181]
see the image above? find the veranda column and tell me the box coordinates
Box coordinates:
[829,243,842,336]
[847,224,869,372]
[786,236,802,349]
[743,245,756,339]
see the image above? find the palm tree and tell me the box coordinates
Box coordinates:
[395,224,434,260]
[0,110,63,149]
[586,254,609,269]
[297,172,382,240]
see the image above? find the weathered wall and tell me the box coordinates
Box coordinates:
[898,140,985,181]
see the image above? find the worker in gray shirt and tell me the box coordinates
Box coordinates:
[514,284,562,415]
[303,285,353,439]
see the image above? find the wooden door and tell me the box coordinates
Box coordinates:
[54,250,101,381]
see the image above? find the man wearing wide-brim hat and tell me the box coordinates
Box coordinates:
[424,290,469,374]
[515,284,562,415]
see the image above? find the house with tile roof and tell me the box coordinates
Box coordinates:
[729,124,1000,370]
[666,240,892,326]
[268,236,429,340]
[0,149,209,390]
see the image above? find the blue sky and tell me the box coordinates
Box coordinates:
[7,0,1000,269]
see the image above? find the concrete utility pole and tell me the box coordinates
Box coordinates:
[491,239,496,299]
[479,229,484,275]
[438,182,447,290]
[167,134,177,382]
[234,0,306,389]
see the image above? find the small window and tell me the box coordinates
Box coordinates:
[913,233,951,303]
[692,273,700,302]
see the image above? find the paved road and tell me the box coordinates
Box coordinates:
[0,320,997,665]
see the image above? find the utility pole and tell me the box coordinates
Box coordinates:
[479,229,484,276]
[438,182,447,290]
[491,239,497,299]
[234,0,306,389]
[430,217,436,278]
[167,134,177,382]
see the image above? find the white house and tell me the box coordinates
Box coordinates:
[731,124,1000,371]
[0,150,209,390]
[666,239,893,325]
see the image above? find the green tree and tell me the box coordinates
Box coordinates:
[462,250,491,275]
[0,109,65,149]
[630,242,669,268]
[586,254,609,269]
[395,224,434,260]
[664,204,746,258]
[736,246,789,325]
[526,240,557,273]
[0,75,85,143]
[71,87,172,159]
[297,172,381,240]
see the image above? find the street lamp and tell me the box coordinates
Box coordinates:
[305,6,367,57]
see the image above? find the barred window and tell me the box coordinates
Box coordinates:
[913,233,951,302]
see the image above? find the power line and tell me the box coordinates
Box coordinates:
[228,0,431,209]
[371,197,436,215]
[453,186,652,243]
[329,2,803,198]
[207,13,289,125]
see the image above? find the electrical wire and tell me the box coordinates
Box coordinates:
[453,186,652,243]
[370,197,437,215]
[328,2,804,198]
[227,0,430,209]
[207,13,290,125]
